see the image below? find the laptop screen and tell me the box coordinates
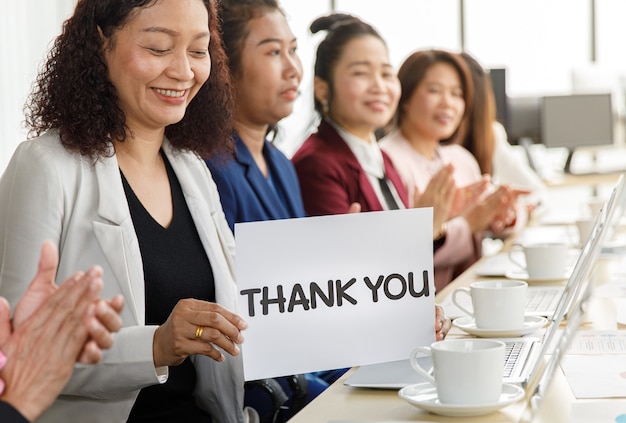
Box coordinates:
[519,259,593,423]
[520,175,625,420]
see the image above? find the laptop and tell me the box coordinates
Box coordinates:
[344,188,613,389]
[518,241,598,422]
[441,280,566,319]
[440,175,626,320]
[598,175,626,247]
[474,182,620,386]
[442,246,579,319]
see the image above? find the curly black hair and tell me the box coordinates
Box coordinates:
[24,0,234,160]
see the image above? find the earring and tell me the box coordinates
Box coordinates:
[322,101,329,115]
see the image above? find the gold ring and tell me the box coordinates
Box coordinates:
[439,189,446,196]
[195,325,204,341]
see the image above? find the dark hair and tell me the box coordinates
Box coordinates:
[309,13,386,115]
[220,0,283,79]
[459,52,496,174]
[219,0,284,138]
[24,0,233,160]
[394,49,474,144]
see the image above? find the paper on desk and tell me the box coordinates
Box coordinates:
[236,208,435,381]
[571,401,626,423]
[568,331,626,354]
[561,355,626,398]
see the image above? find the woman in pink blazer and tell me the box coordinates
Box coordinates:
[379,49,521,291]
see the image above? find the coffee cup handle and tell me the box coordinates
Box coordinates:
[508,245,526,271]
[410,346,436,385]
[451,287,474,318]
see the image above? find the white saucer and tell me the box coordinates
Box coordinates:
[398,382,524,417]
[504,269,571,283]
[452,315,548,338]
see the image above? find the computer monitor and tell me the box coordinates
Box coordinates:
[508,96,542,144]
[540,93,614,173]
[488,68,510,133]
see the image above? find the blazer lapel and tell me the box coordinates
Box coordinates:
[235,136,288,218]
[93,152,144,324]
[383,153,409,207]
[318,121,384,211]
[264,143,303,217]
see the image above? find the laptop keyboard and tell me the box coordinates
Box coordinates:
[525,287,562,313]
[503,341,525,378]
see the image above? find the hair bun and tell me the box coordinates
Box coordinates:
[309,13,360,34]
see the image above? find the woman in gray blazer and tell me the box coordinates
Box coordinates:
[0,0,248,422]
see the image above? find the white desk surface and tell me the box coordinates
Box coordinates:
[289,178,625,423]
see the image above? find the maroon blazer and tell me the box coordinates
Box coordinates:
[292,120,409,216]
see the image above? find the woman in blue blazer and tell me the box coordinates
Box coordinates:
[206,0,307,232]
[205,2,330,421]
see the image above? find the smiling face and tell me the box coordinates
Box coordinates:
[234,9,302,127]
[401,62,465,144]
[103,0,211,137]
[318,35,400,141]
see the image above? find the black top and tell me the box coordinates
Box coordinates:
[123,152,215,422]
[0,401,28,423]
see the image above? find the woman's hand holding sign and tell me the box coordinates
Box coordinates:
[153,299,247,367]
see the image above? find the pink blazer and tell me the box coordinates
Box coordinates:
[380,130,482,292]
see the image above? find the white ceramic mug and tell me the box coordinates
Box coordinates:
[410,339,505,405]
[575,218,595,246]
[452,279,527,330]
[508,242,569,279]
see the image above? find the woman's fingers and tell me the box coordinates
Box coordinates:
[154,299,247,367]
[90,298,123,344]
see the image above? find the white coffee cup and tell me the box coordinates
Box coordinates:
[587,198,605,217]
[452,279,527,330]
[508,242,569,279]
[410,339,505,405]
[575,218,595,246]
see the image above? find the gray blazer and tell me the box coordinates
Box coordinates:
[0,132,244,423]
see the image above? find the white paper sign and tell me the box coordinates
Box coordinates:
[235,208,435,381]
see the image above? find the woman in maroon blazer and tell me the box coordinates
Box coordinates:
[292,14,454,236]
[292,13,452,341]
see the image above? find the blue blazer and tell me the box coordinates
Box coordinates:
[206,134,306,232]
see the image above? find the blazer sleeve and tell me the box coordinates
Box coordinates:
[294,152,352,216]
[0,141,67,305]
[0,401,29,423]
[0,141,164,400]
[434,216,475,267]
